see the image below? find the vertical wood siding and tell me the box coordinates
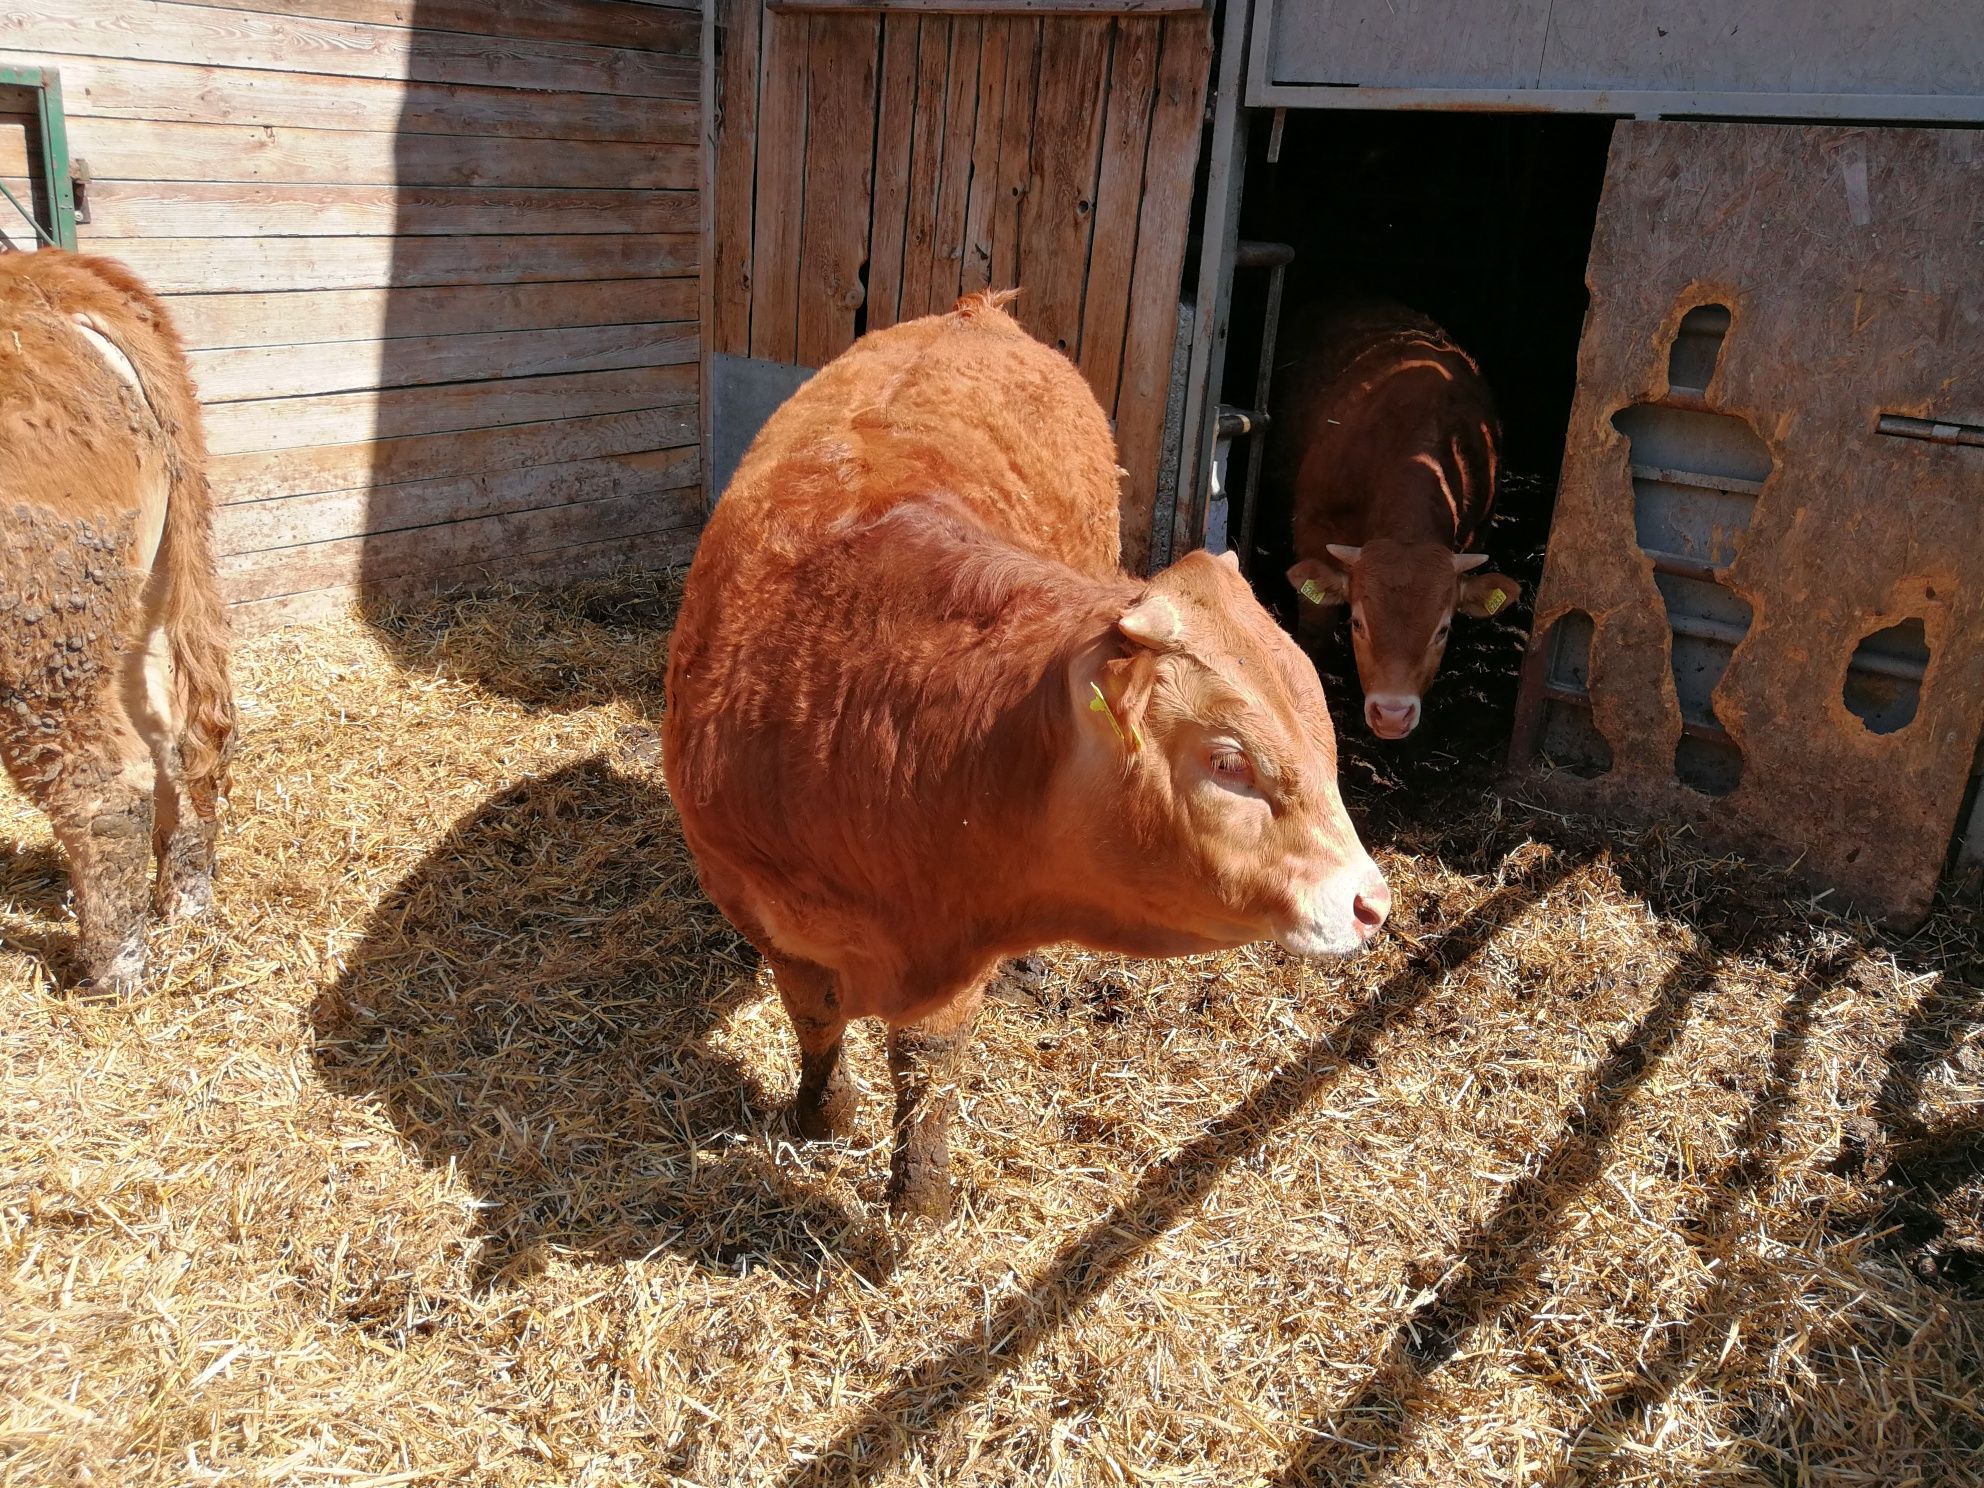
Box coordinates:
[2,0,703,631]
[708,3,1212,572]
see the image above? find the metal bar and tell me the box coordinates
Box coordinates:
[38,69,77,249]
[1244,76,1984,124]
[1628,462,1768,497]
[1166,0,1254,567]
[0,67,75,250]
[1643,548,1720,583]
[1877,413,1984,448]
[1234,254,1287,568]
[0,179,56,247]
[1541,682,1732,745]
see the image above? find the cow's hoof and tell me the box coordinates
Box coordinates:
[793,1084,856,1141]
[886,1169,953,1222]
[81,941,145,998]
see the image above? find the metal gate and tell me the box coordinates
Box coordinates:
[1509,121,1984,924]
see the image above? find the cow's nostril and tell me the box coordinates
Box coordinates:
[1353,879,1391,935]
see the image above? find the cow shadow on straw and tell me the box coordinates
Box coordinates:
[310,754,884,1289]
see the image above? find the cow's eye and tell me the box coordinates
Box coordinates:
[1350,616,1367,637]
[1209,748,1254,785]
[1433,624,1451,645]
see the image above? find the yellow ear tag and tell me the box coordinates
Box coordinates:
[1299,579,1325,605]
[1089,681,1142,753]
[1484,587,1508,615]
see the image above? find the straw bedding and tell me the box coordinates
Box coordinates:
[1,570,1978,1487]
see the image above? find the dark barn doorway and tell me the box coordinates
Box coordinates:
[1217,109,1614,784]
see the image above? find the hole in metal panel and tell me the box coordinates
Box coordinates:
[1675,732,1744,796]
[1844,617,1928,735]
[1612,304,1773,799]
[1666,303,1731,394]
[1537,609,1611,778]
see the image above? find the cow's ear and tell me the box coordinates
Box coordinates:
[1118,592,1182,650]
[1098,648,1161,747]
[1457,571,1521,619]
[1287,557,1348,608]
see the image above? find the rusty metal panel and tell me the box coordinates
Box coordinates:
[1509,122,1984,926]
[1248,0,1984,120]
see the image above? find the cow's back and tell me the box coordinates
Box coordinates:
[1270,296,1499,552]
[0,252,186,533]
[713,292,1122,577]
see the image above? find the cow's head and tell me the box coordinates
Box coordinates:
[1074,549,1388,958]
[1286,539,1519,740]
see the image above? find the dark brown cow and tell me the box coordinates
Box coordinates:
[664,292,1388,1217]
[0,250,235,993]
[1272,297,1520,740]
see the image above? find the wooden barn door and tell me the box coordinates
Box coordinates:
[706,0,1214,572]
[1510,122,1984,925]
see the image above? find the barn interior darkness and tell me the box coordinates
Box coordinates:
[1218,109,1614,775]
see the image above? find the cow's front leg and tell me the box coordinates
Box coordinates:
[768,951,857,1140]
[885,978,984,1220]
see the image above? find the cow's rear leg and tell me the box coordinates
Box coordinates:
[768,952,858,1140]
[133,632,222,921]
[885,978,986,1221]
[1,720,156,994]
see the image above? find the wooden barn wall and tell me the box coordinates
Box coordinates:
[709,2,1213,572]
[1,0,702,632]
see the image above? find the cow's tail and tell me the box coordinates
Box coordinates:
[954,287,1023,321]
[89,254,239,799]
[156,400,237,802]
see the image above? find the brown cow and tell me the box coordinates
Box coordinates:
[1272,298,1520,740]
[0,250,235,993]
[664,292,1388,1218]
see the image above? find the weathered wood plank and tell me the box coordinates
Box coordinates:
[211,406,700,504]
[1,1,698,99]
[1078,16,1159,412]
[95,234,696,294]
[191,322,698,403]
[71,181,693,238]
[1017,16,1110,357]
[227,526,701,634]
[897,17,953,318]
[958,17,1009,295]
[186,0,702,55]
[1113,11,1212,572]
[202,364,697,456]
[710,0,763,357]
[0,117,695,191]
[223,484,704,602]
[0,49,695,143]
[795,14,880,365]
[922,17,981,314]
[748,8,808,361]
[168,280,697,351]
[990,17,1041,294]
[863,13,921,330]
[220,446,699,556]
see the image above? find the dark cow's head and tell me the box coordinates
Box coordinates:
[1287,539,1519,740]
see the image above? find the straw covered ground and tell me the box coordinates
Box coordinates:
[2,571,1979,1487]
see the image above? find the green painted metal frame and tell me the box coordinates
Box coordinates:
[0,65,77,250]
